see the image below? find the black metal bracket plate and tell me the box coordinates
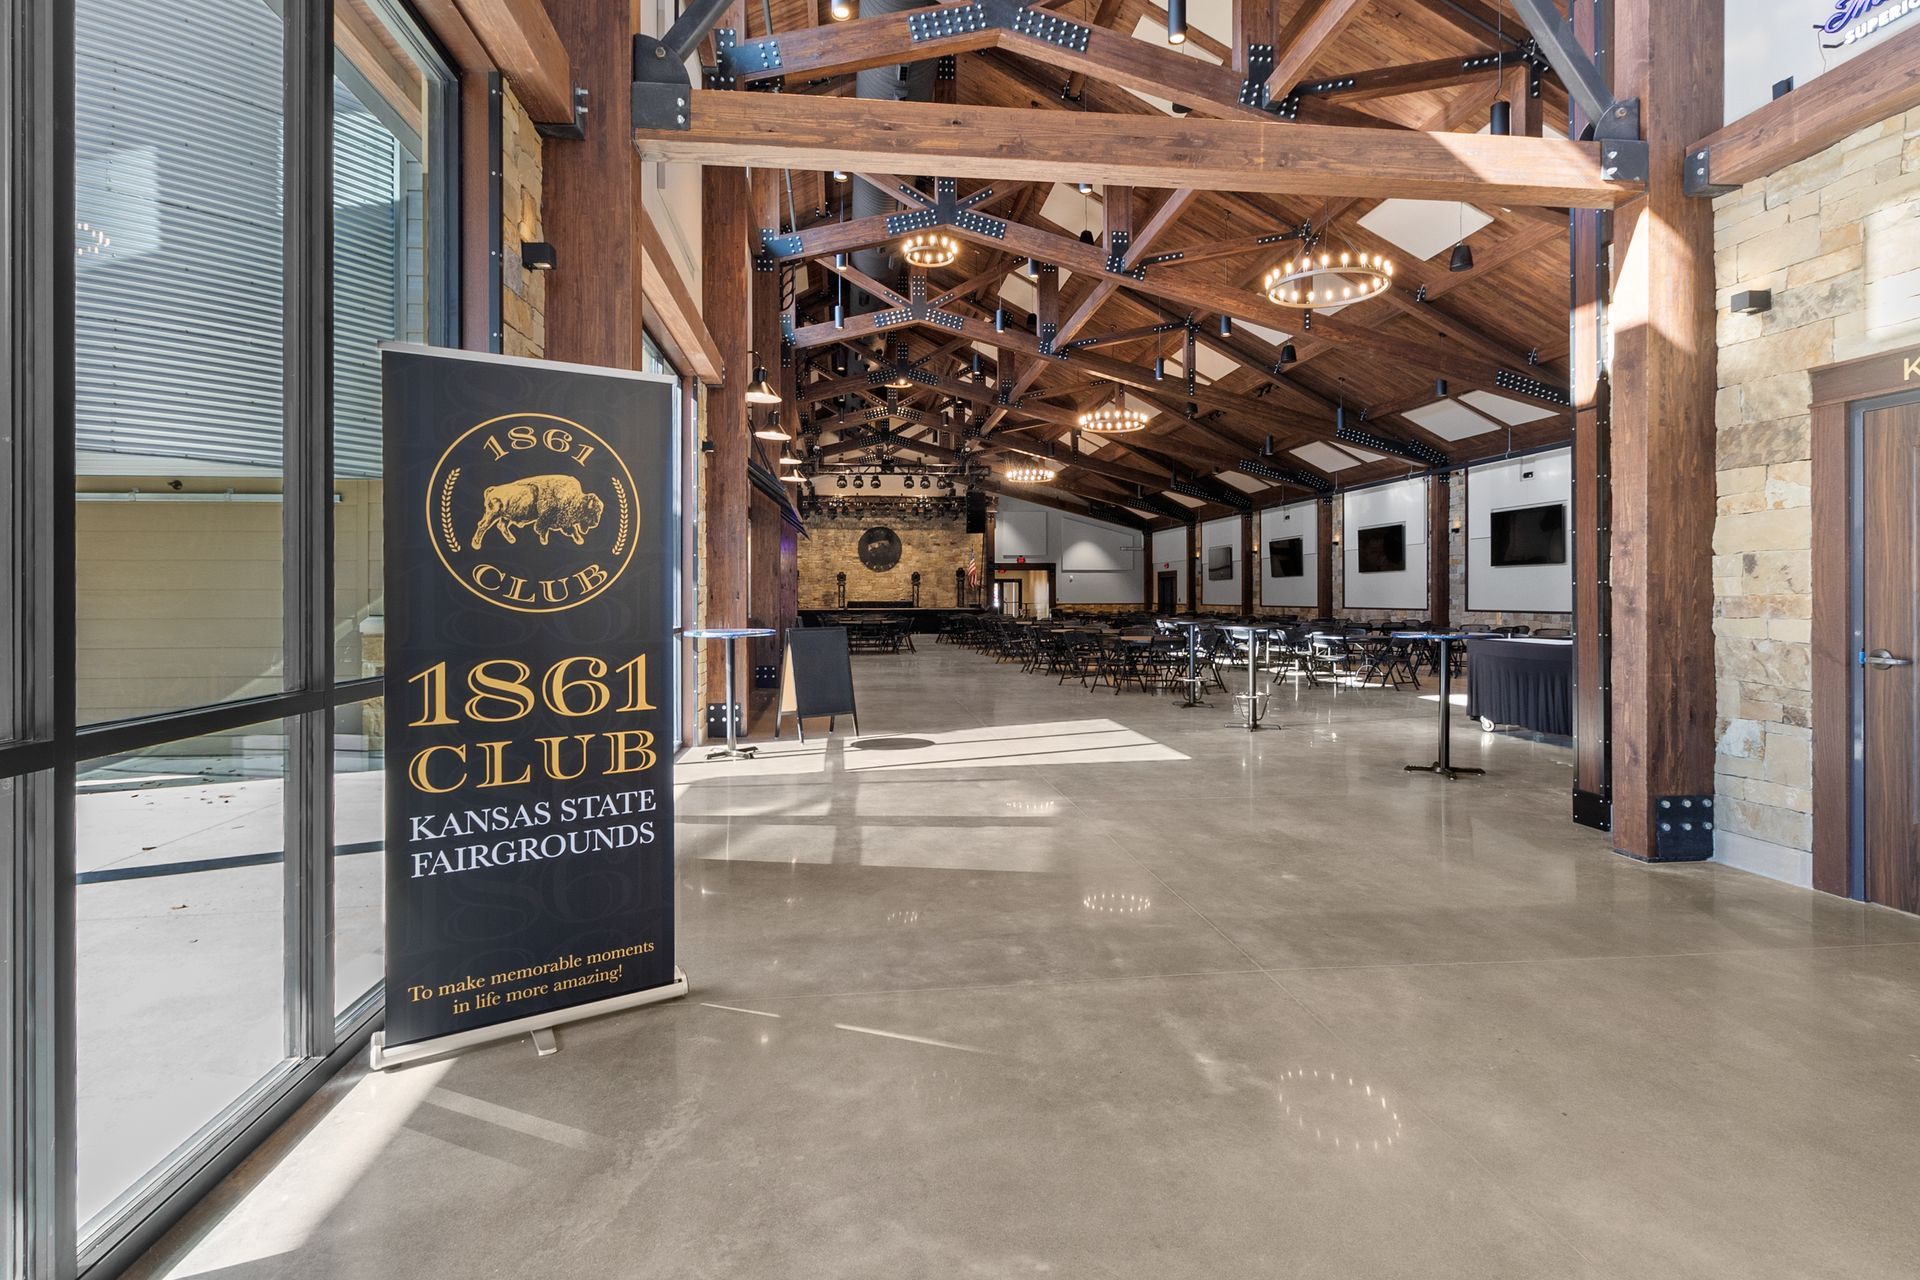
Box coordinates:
[634,35,695,130]
[1684,145,1738,199]
[533,85,590,141]
[1651,795,1714,859]
[1572,788,1612,832]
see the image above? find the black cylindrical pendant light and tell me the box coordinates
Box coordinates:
[1154,356,1167,380]
[1218,314,1232,337]
[1166,0,1186,45]
[1489,100,1512,136]
[994,307,1007,333]
[1434,378,1448,397]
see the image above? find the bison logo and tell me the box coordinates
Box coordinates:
[471,475,605,549]
[426,413,639,614]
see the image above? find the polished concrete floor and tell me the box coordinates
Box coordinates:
[131,645,1920,1279]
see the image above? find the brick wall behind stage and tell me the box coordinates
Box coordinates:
[798,506,982,609]
[1709,106,1920,887]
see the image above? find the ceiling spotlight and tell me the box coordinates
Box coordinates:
[1277,343,1297,366]
[1153,357,1166,381]
[830,0,851,18]
[1263,250,1393,308]
[1434,378,1449,397]
[1218,314,1232,337]
[1078,403,1150,433]
[994,307,1007,333]
[744,350,781,404]
[1166,0,1187,44]
[1448,242,1475,272]
[900,232,959,268]
[831,169,848,181]
[1005,459,1057,484]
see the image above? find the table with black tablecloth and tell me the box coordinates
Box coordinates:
[1466,637,1573,736]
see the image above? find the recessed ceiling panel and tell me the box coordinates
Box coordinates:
[1460,390,1559,425]
[1357,199,1495,262]
[1217,470,1266,493]
[1291,441,1366,472]
[1404,399,1502,441]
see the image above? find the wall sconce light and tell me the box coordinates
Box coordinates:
[1731,288,1772,315]
[521,241,557,271]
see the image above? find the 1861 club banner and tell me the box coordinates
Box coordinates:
[373,344,682,1066]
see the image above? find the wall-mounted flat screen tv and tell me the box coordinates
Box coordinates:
[1490,503,1567,567]
[1356,524,1406,574]
[1268,537,1304,578]
[1206,545,1234,580]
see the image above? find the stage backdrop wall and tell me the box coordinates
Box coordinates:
[797,503,979,608]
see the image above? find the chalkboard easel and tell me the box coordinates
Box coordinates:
[775,626,860,742]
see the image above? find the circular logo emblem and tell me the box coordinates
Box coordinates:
[426,412,639,614]
[858,526,902,572]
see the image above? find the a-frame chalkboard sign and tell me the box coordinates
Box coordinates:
[775,626,860,741]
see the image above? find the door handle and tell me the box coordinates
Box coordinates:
[1864,649,1915,669]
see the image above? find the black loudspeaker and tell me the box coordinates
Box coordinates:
[965,491,987,534]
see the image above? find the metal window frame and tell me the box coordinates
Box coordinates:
[0,0,460,1274]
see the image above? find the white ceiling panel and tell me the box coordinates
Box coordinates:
[1166,491,1206,508]
[1460,390,1559,425]
[1217,470,1266,493]
[1404,398,1503,441]
[1357,199,1495,262]
[1291,441,1367,472]
[1124,15,1224,113]
[1239,319,1292,347]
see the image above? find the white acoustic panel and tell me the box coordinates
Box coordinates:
[1460,390,1559,425]
[1291,441,1367,472]
[995,508,1049,561]
[1199,514,1241,608]
[1342,478,1428,611]
[1124,15,1225,114]
[1059,515,1135,572]
[1258,500,1319,609]
[1216,471,1266,493]
[1466,449,1573,613]
[1358,199,1495,262]
[1404,399,1503,441]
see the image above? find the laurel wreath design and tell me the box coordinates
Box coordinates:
[610,476,631,557]
[438,468,462,555]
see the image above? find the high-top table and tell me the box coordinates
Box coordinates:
[1164,619,1211,708]
[1220,625,1273,732]
[686,627,777,760]
[1393,632,1483,779]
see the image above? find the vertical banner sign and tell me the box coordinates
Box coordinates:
[372,345,684,1068]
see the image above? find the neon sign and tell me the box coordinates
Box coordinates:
[1819,0,1920,47]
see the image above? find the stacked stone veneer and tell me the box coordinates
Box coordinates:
[500,89,546,359]
[798,506,982,609]
[1710,107,1920,886]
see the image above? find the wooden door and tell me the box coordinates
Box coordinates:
[1864,402,1920,911]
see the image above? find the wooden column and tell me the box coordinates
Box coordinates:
[702,166,752,722]
[1428,473,1450,629]
[1185,521,1198,615]
[1241,511,1255,616]
[1316,497,1334,618]
[1600,0,1724,859]
[541,0,641,368]
[1143,532,1155,610]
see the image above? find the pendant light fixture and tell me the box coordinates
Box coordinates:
[1489,99,1512,135]
[1277,343,1297,367]
[1166,0,1187,45]
[900,232,959,268]
[1078,400,1150,433]
[745,350,781,405]
[753,409,788,441]
[1448,202,1474,273]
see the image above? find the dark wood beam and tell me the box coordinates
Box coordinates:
[1267,0,1369,98]
[635,93,1638,207]
[450,0,575,125]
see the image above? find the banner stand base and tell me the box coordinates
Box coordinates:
[369,967,689,1071]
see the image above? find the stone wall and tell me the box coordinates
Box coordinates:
[1710,106,1920,886]
[798,504,982,610]
[500,89,546,359]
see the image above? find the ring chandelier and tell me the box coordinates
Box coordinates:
[1077,403,1150,433]
[900,232,959,268]
[1004,459,1057,484]
[1263,249,1393,309]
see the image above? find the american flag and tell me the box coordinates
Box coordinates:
[965,548,981,588]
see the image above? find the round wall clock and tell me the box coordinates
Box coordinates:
[858,526,903,572]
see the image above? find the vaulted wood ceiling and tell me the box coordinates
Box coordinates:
[673,0,1590,527]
